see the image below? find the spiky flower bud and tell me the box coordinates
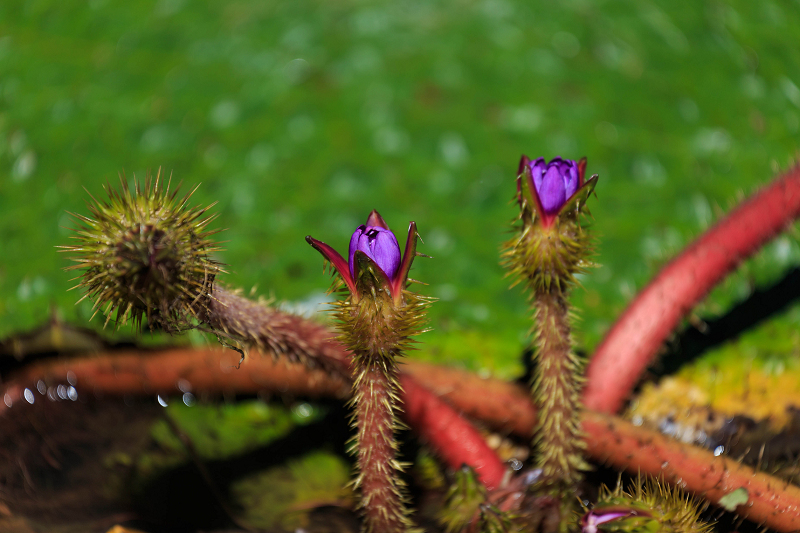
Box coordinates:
[439,466,516,533]
[582,479,712,533]
[61,170,223,331]
[502,155,598,530]
[307,210,431,533]
[506,155,598,293]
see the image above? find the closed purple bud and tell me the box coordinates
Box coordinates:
[349,225,401,280]
[529,156,581,214]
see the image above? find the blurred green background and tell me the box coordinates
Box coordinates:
[1,0,799,378]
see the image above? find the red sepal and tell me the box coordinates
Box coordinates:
[391,221,418,303]
[305,235,357,295]
[366,209,390,230]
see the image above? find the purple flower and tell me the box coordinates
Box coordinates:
[349,224,401,280]
[307,210,419,304]
[529,157,580,214]
[516,155,595,226]
[581,508,646,533]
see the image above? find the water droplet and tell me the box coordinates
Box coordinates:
[67,371,77,386]
[182,392,196,406]
[595,121,618,145]
[661,461,669,469]
[36,380,46,395]
[714,445,725,456]
[282,58,309,84]
[509,458,523,471]
[177,379,192,393]
[67,386,78,401]
[3,393,12,408]
[522,468,543,485]
[287,114,315,142]
[24,388,34,404]
[293,402,313,418]
[57,384,67,400]
[157,395,168,407]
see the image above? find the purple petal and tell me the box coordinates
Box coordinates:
[349,225,366,276]
[563,160,579,199]
[539,164,567,213]
[366,227,401,279]
[529,157,547,192]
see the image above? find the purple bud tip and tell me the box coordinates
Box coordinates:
[349,224,401,280]
[582,510,633,533]
[529,156,580,214]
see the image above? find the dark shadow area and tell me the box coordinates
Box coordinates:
[656,265,800,376]
[131,400,352,532]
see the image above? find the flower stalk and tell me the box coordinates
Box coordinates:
[502,156,597,526]
[307,210,431,533]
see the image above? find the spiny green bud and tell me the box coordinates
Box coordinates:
[582,478,712,533]
[61,170,223,331]
[439,466,489,533]
[439,466,516,533]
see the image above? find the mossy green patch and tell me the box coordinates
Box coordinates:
[231,450,353,530]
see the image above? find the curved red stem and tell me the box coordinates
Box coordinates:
[400,373,507,490]
[584,163,800,414]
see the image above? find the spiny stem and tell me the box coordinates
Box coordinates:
[532,291,587,496]
[199,286,351,379]
[351,351,408,532]
[502,156,597,529]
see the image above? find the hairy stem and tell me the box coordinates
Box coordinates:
[351,352,407,532]
[200,286,351,378]
[531,290,586,525]
[584,163,800,414]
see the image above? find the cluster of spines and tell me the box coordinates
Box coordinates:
[501,198,595,295]
[327,266,431,532]
[501,172,596,528]
[439,466,515,533]
[61,170,223,331]
[588,478,712,533]
[530,292,590,496]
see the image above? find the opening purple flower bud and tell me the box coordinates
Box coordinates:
[582,510,636,533]
[349,224,401,280]
[529,157,580,214]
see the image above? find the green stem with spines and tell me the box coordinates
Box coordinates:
[350,347,409,532]
[333,286,429,533]
[530,289,589,513]
[502,168,596,529]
